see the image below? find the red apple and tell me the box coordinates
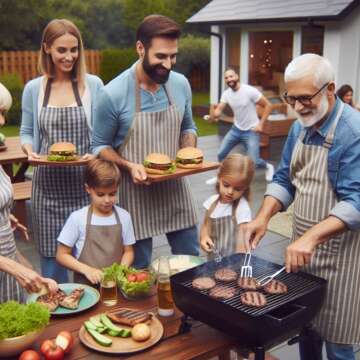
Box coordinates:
[19,350,41,360]
[55,330,74,353]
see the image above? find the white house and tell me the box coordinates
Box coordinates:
[187,0,360,104]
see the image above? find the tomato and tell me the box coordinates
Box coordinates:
[55,330,73,353]
[19,350,41,360]
[40,339,64,360]
[135,272,150,282]
[127,274,137,282]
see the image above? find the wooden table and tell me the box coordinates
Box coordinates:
[22,294,236,360]
[0,136,28,182]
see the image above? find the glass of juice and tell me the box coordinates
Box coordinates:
[157,256,174,316]
[100,274,117,306]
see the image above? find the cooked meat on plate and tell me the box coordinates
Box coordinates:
[37,289,66,312]
[107,308,152,326]
[60,287,85,309]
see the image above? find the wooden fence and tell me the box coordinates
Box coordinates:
[0,50,102,83]
[0,50,209,90]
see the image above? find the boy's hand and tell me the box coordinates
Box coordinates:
[84,267,103,284]
[200,236,215,253]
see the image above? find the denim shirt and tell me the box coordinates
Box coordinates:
[266,98,360,230]
[91,62,197,155]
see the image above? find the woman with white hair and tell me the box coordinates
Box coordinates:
[241,53,360,360]
[0,82,58,302]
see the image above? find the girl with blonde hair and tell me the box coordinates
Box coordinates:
[20,19,103,282]
[200,154,255,258]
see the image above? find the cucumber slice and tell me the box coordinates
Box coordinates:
[107,329,121,337]
[84,322,112,347]
[100,314,125,332]
[97,327,107,333]
[89,316,103,328]
[120,329,132,338]
[84,320,97,331]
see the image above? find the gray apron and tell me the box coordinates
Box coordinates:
[0,166,25,302]
[118,70,198,240]
[32,79,90,257]
[74,206,123,285]
[290,102,360,344]
[207,198,237,261]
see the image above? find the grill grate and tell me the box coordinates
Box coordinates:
[179,254,323,317]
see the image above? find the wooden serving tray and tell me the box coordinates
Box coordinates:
[29,155,90,167]
[79,309,164,354]
[146,161,220,183]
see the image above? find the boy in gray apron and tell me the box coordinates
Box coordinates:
[243,54,360,360]
[91,15,199,269]
[56,159,135,285]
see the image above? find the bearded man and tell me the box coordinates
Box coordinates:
[208,68,274,183]
[91,15,199,269]
[241,53,360,360]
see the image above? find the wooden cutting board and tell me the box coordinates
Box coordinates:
[29,155,90,167]
[79,309,164,354]
[146,161,220,183]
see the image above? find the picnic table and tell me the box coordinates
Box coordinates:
[22,293,235,360]
[0,136,28,182]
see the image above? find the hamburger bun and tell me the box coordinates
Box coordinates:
[49,142,76,154]
[176,147,203,169]
[143,153,176,175]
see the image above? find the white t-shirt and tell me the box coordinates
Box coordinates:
[203,194,252,224]
[220,84,262,131]
[57,205,135,259]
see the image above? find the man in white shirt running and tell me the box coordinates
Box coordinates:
[207,68,274,183]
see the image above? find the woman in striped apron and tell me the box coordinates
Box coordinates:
[20,19,103,282]
[0,83,57,302]
[200,154,254,260]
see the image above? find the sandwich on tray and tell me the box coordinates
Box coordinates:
[143,153,176,175]
[176,147,204,169]
[48,142,77,161]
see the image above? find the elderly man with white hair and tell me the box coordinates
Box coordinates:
[241,54,360,360]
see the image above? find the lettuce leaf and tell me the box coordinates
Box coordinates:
[0,301,50,340]
[47,154,76,161]
[165,163,177,174]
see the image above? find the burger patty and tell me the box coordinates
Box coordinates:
[240,291,267,307]
[237,277,261,290]
[177,157,203,165]
[263,279,288,295]
[192,277,216,291]
[214,268,238,282]
[146,162,172,170]
[209,285,236,300]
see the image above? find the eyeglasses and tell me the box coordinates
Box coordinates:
[283,82,329,106]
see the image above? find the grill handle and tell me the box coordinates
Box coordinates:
[264,304,306,325]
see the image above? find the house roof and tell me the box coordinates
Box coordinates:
[187,0,358,24]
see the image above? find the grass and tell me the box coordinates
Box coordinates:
[192,92,210,107]
[1,125,20,137]
[194,115,218,137]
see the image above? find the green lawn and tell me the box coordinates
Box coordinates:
[192,92,209,106]
[194,115,217,137]
[1,125,20,137]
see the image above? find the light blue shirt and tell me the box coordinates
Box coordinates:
[91,62,197,155]
[57,205,135,259]
[266,98,360,230]
[20,74,104,153]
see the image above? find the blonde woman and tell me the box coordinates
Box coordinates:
[0,82,57,302]
[20,19,103,282]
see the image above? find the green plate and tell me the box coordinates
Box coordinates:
[151,255,206,275]
[27,283,100,315]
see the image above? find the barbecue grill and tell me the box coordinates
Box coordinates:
[171,253,326,360]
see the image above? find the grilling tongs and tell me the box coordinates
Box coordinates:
[257,266,286,286]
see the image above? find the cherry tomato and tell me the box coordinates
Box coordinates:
[127,274,137,282]
[19,350,41,360]
[136,272,150,282]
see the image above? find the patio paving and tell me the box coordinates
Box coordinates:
[15,133,360,359]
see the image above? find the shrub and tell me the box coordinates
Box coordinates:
[0,73,23,126]
[100,48,137,84]
[176,35,210,76]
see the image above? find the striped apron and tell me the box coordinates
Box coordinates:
[290,102,360,344]
[207,198,237,261]
[118,73,198,241]
[74,206,123,285]
[32,79,90,257]
[0,166,25,302]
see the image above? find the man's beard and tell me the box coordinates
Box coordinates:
[227,80,238,90]
[296,94,329,128]
[142,52,171,84]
